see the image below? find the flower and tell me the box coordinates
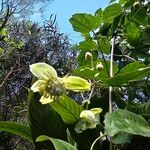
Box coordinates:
[74,108,102,133]
[30,63,91,104]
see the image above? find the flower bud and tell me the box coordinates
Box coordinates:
[80,110,95,124]
[85,52,93,60]
[133,2,140,9]
[96,62,104,71]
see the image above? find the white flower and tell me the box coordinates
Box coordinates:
[74,108,102,133]
[30,63,91,104]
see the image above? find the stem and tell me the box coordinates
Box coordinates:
[109,36,115,150]
[109,37,115,113]
[90,134,106,150]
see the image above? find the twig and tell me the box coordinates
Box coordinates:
[113,54,136,61]
[0,64,15,88]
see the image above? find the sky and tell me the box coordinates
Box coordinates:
[31,0,109,43]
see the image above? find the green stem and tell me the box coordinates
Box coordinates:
[109,36,115,150]
[109,37,115,113]
[90,134,106,150]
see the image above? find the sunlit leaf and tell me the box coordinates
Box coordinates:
[69,13,101,33]
[106,65,150,86]
[102,3,122,23]
[50,95,84,124]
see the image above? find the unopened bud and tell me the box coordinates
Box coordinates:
[80,110,95,124]
[96,62,104,71]
[133,2,140,9]
[85,52,93,60]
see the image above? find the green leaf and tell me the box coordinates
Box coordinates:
[76,39,97,51]
[28,91,67,149]
[102,3,122,23]
[138,101,150,115]
[98,36,111,54]
[106,65,150,86]
[119,0,135,7]
[111,132,132,144]
[132,8,148,26]
[0,47,4,55]
[104,109,150,137]
[119,62,145,74]
[73,66,97,80]
[0,121,32,142]
[69,13,101,33]
[142,26,150,46]
[124,22,141,46]
[36,135,77,150]
[50,95,84,124]
[0,28,6,36]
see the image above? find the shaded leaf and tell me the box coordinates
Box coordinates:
[36,135,77,150]
[27,91,67,149]
[98,36,110,54]
[138,101,150,115]
[142,26,150,46]
[124,22,141,46]
[104,109,150,137]
[111,132,132,144]
[0,121,32,142]
[132,8,148,26]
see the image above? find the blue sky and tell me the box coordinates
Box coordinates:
[31,0,109,43]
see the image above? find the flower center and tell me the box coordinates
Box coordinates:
[47,79,65,97]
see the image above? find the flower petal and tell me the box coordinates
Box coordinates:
[30,63,57,80]
[39,95,54,104]
[90,108,102,115]
[62,76,91,92]
[31,80,47,92]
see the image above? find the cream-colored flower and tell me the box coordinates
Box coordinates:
[30,62,91,104]
[74,108,102,133]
